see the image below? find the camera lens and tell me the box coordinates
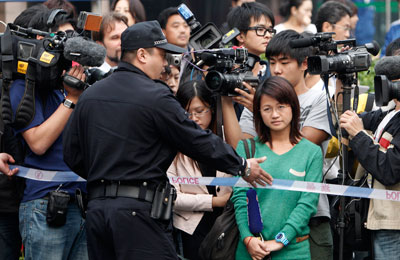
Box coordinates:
[205,71,224,92]
[375,75,400,106]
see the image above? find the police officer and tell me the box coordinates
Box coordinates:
[63,20,272,260]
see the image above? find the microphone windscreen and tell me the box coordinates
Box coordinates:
[64,37,106,67]
[247,189,263,234]
[375,56,400,81]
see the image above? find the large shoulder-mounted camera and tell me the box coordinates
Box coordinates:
[0,11,105,129]
[202,47,260,96]
[290,32,379,75]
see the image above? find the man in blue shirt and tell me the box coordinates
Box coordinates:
[8,6,88,260]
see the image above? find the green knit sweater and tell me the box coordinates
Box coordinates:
[232,138,323,260]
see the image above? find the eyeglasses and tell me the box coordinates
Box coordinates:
[247,26,276,37]
[333,24,351,32]
[187,108,210,118]
[260,105,289,114]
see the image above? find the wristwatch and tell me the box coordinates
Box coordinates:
[63,98,75,109]
[275,232,289,246]
[244,160,251,177]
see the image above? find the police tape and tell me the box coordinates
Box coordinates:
[8,165,86,182]
[6,165,400,202]
[169,176,400,202]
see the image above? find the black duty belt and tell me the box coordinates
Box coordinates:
[88,181,154,202]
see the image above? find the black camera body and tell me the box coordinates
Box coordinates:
[0,24,68,91]
[308,48,371,75]
[290,32,379,75]
[203,48,260,96]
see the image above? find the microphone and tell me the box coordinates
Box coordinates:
[289,37,315,48]
[247,189,264,240]
[196,52,217,67]
[375,56,400,81]
[63,37,106,67]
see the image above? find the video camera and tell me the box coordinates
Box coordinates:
[202,47,259,96]
[290,32,379,75]
[374,75,400,106]
[0,11,105,129]
[0,11,105,91]
[177,4,223,51]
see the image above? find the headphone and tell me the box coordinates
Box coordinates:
[46,9,68,31]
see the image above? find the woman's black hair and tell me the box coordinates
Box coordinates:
[253,76,302,147]
[111,0,146,23]
[176,80,216,132]
[279,0,309,19]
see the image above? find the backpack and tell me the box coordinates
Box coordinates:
[198,138,255,260]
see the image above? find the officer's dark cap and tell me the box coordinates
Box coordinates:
[121,20,186,54]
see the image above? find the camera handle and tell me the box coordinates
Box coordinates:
[337,73,358,260]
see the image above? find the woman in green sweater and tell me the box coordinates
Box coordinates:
[232,76,323,260]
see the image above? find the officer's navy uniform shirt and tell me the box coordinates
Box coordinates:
[63,62,247,187]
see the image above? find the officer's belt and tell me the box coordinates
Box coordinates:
[88,182,154,202]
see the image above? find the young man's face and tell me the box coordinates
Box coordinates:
[100,21,128,66]
[162,14,190,49]
[323,14,351,41]
[237,15,273,56]
[269,54,307,89]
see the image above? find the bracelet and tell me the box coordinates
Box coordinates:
[246,237,254,250]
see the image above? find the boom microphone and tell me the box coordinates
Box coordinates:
[63,37,106,67]
[247,189,264,239]
[374,56,400,80]
[289,37,315,48]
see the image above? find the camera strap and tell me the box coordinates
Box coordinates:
[12,59,36,129]
[0,25,15,126]
[216,96,223,138]
[322,74,338,138]
[0,24,37,130]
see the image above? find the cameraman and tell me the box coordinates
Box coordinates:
[221,1,275,144]
[8,6,88,260]
[340,56,400,259]
[315,1,352,42]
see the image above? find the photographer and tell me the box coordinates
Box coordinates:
[339,56,400,259]
[7,6,88,260]
[63,20,273,260]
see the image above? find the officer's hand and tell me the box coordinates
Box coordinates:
[0,153,18,176]
[63,65,85,102]
[243,157,273,187]
[339,110,364,137]
[233,82,255,112]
